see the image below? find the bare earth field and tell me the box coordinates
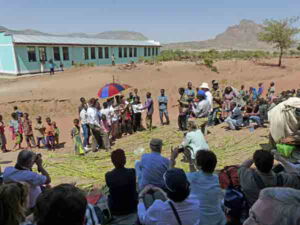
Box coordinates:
[0,58,299,188]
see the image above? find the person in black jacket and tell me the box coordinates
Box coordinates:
[105,149,138,216]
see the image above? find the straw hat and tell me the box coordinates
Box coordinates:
[200,82,210,89]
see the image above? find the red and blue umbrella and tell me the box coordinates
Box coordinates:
[98,83,131,99]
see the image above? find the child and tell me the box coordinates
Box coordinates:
[34,116,45,148]
[9,112,23,150]
[23,113,36,148]
[53,121,60,145]
[71,119,85,155]
[0,115,8,152]
[45,117,55,151]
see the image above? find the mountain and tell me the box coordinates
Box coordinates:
[0,26,148,40]
[163,20,272,50]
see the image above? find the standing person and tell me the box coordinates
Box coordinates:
[267,81,276,101]
[78,97,87,115]
[132,96,143,132]
[100,114,111,150]
[13,106,23,119]
[111,54,115,66]
[59,61,64,71]
[45,117,55,151]
[257,82,264,98]
[177,87,189,131]
[9,112,23,150]
[208,80,222,126]
[140,92,154,131]
[0,114,8,152]
[34,116,45,149]
[80,104,90,151]
[52,122,60,145]
[185,81,195,102]
[134,88,140,101]
[87,98,102,151]
[200,82,213,108]
[49,59,55,75]
[158,89,170,126]
[222,86,236,119]
[23,113,36,148]
[71,119,85,155]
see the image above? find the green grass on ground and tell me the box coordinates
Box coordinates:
[42,122,269,190]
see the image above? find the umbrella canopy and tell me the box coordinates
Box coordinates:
[98,83,131,99]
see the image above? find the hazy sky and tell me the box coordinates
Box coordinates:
[1,0,300,43]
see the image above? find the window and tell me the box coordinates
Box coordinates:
[148,48,151,56]
[84,47,89,60]
[53,47,61,61]
[129,48,133,57]
[27,47,36,62]
[134,48,137,57]
[98,47,103,59]
[124,48,127,58]
[118,47,122,58]
[63,47,69,61]
[104,47,109,59]
[144,47,147,57]
[156,47,159,56]
[39,47,47,62]
[152,48,155,56]
[91,47,96,59]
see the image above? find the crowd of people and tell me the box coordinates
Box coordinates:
[0,106,60,153]
[1,79,300,225]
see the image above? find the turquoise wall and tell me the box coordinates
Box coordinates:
[0,33,17,74]
[14,45,160,74]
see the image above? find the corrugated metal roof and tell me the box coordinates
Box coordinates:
[11,34,161,46]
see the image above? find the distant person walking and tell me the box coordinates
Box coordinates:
[158,89,170,125]
[111,54,115,66]
[49,59,55,75]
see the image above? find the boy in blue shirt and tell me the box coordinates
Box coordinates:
[158,89,170,125]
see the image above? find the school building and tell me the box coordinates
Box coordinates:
[0,31,161,75]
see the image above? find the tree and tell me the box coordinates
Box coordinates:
[258,17,300,67]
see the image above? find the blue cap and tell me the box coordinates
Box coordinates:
[197,90,206,98]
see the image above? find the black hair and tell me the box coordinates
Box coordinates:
[253,150,274,173]
[73,119,79,124]
[196,150,217,173]
[11,112,18,120]
[111,149,126,169]
[166,183,190,203]
[34,184,87,225]
[14,106,18,110]
[103,102,108,108]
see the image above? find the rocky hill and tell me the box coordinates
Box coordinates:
[0,26,148,40]
[163,20,272,50]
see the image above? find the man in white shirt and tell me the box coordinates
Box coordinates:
[138,168,201,225]
[87,98,102,151]
[80,104,90,151]
[200,82,213,109]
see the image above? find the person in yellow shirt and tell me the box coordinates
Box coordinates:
[208,81,222,126]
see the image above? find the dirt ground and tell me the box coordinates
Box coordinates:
[0,58,299,187]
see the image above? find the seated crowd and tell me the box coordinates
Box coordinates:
[1,128,300,225]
